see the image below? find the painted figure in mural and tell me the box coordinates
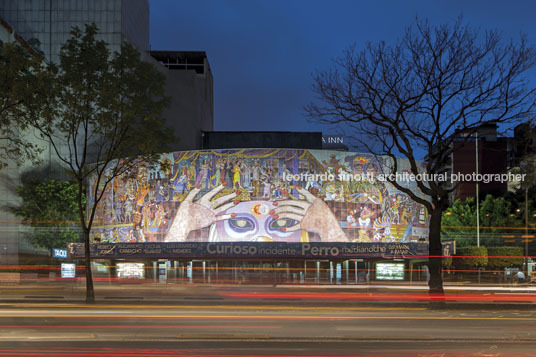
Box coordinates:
[346,209,357,227]
[214,158,223,187]
[373,216,396,242]
[125,178,137,201]
[123,200,133,223]
[147,183,156,203]
[223,159,231,188]
[160,157,172,180]
[135,166,149,212]
[262,178,271,199]
[114,183,124,221]
[243,161,251,189]
[400,202,414,225]
[173,167,188,197]
[187,163,196,190]
[152,204,164,229]
[155,180,166,202]
[390,194,409,224]
[251,160,262,197]
[359,206,372,227]
[324,183,339,201]
[132,211,145,242]
[233,161,242,189]
[357,206,373,242]
[195,159,209,189]
[165,185,348,243]
[141,204,151,235]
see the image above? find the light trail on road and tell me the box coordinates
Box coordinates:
[0,303,426,311]
[1,305,536,356]
[218,291,536,303]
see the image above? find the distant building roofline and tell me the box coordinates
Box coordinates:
[203,130,322,135]
[150,50,209,74]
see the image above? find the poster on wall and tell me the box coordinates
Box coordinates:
[61,263,76,278]
[88,149,429,245]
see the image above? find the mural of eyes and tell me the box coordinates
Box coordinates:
[228,217,256,233]
[268,218,297,232]
[213,201,304,242]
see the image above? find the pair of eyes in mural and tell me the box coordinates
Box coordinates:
[228,217,297,233]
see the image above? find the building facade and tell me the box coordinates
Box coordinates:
[0,1,213,273]
[0,0,149,61]
[448,124,510,201]
[0,0,214,152]
[69,148,435,284]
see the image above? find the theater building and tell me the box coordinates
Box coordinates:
[70,148,441,284]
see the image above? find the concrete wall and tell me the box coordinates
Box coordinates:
[141,50,214,151]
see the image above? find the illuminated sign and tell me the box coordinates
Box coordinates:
[322,135,345,149]
[187,262,192,279]
[116,263,145,279]
[53,248,67,258]
[61,263,76,278]
[88,149,429,245]
[91,262,109,274]
[376,263,405,281]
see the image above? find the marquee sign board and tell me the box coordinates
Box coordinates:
[67,242,446,260]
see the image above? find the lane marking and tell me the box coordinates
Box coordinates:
[0,314,535,321]
[0,304,426,311]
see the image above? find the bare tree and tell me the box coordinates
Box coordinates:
[306,18,536,294]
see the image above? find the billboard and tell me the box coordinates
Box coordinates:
[89,149,429,244]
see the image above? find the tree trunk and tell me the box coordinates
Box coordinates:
[84,229,95,303]
[427,209,444,295]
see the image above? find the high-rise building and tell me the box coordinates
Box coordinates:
[0,0,149,61]
[0,0,214,273]
[0,0,214,147]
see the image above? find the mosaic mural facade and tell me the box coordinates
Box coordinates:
[89,149,429,244]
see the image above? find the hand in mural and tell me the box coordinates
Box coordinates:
[166,183,238,242]
[271,187,347,242]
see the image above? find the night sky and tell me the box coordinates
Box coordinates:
[149,0,536,135]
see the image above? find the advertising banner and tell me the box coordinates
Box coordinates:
[68,241,431,259]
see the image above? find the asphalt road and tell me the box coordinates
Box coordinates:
[0,302,535,356]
